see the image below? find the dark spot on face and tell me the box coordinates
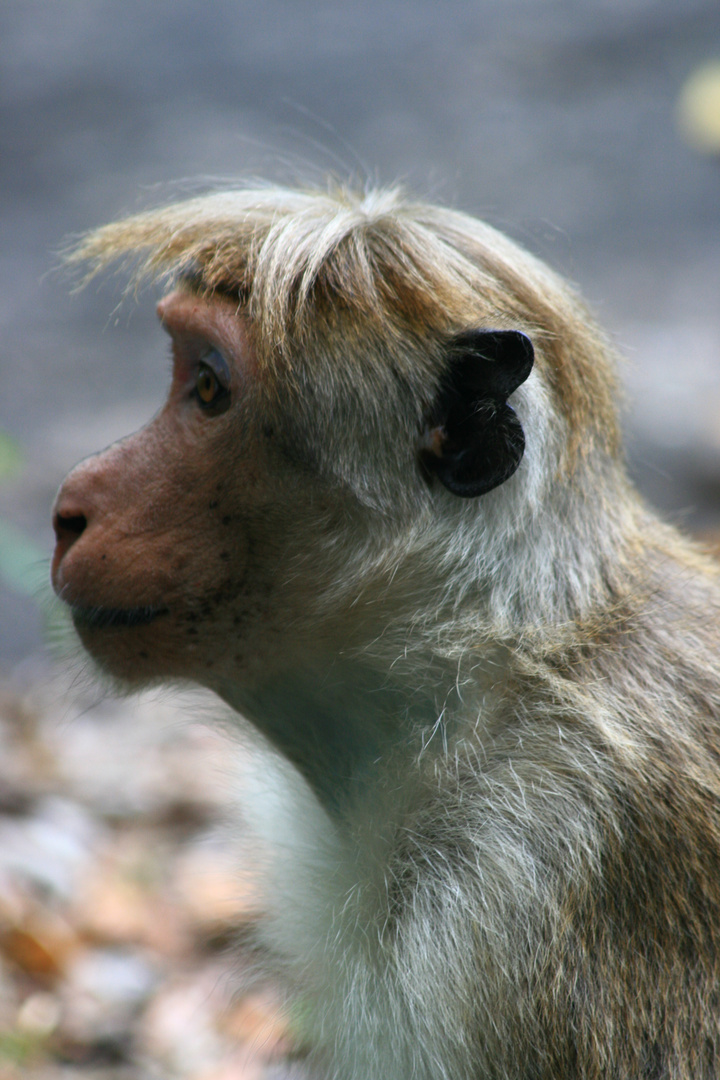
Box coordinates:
[209,500,219,510]
[139,650,148,659]
[206,659,215,668]
[101,554,107,561]
[187,627,198,636]
[263,424,274,439]
[233,615,242,626]
[221,515,233,526]
[219,551,230,561]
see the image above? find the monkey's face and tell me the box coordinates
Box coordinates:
[52,286,535,690]
[51,290,335,688]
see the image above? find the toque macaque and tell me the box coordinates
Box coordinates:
[52,184,720,1079]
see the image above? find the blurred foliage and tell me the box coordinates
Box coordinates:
[678,60,720,155]
[0,432,22,482]
[0,429,45,600]
[0,521,46,600]
[0,428,69,646]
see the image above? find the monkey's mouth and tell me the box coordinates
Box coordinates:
[71,604,169,630]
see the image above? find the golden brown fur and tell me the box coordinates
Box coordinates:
[54,183,720,1078]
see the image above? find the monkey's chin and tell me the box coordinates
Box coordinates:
[69,605,175,687]
[71,604,169,631]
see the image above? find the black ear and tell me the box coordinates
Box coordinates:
[419,329,534,498]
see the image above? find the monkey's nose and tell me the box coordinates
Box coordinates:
[51,504,88,583]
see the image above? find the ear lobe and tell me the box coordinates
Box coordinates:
[420,330,534,499]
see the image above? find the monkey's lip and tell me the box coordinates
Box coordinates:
[71,604,169,630]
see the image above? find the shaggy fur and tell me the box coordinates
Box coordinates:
[59,184,720,1079]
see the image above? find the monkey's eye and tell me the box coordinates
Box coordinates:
[193,351,231,415]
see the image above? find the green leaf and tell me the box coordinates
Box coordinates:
[0,430,23,481]
[0,521,46,597]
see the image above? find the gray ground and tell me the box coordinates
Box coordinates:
[1,0,720,665]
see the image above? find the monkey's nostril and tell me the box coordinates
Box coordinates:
[51,508,89,588]
[53,511,87,542]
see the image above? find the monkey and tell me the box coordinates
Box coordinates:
[51,183,720,1079]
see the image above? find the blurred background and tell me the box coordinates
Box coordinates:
[0,2,719,1076]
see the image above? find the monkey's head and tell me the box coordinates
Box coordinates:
[52,185,622,691]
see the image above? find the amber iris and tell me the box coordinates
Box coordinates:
[196,363,220,405]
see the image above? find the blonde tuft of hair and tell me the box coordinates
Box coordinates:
[65,182,620,457]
